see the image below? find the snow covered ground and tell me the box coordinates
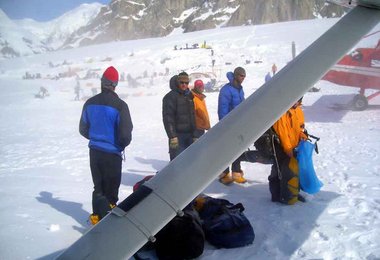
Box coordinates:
[0,18,379,260]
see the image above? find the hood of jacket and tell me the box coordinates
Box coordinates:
[169,75,179,90]
[226,71,242,89]
[226,71,234,83]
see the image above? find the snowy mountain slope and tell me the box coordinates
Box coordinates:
[0,3,103,59]
[0,18,379,260]
[0,9,50,58]
[14,3,104,49]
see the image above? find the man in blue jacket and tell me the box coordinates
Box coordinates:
[79,66,133,224]
[218,67,247,184]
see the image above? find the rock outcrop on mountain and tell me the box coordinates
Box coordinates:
[62,0,345,49]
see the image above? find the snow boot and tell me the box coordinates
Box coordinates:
[219,172,233,185]
[89,214,100,225]
[297,194,306,203]
[232,171,247,183]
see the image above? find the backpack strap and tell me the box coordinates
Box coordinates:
[227,202,245,212]
[306,131,320,154]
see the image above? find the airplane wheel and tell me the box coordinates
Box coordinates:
[352,94,368,111]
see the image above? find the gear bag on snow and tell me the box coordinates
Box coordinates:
[132,175,205,260]
[133,175,154,192]
[155,207,205,260]
[296,140,323,194]
[196,196,255,248]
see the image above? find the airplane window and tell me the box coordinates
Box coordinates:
[351,50,363,61]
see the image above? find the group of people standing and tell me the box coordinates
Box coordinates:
[79,64,308,225]
[162,67,248,184]
[162,66,309,205]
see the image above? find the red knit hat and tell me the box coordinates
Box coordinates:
[193,79,204,92]
[101,66,119,87]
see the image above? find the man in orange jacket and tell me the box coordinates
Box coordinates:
[269,98,307,204]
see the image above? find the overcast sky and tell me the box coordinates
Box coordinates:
[0,0,110,22]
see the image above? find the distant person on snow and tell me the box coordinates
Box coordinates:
[79,66,133,225]
[217,67,247,184]
[269,98,307,205]
[162,72,197,161]
[74,77,81,101]
[37,86,48,98]
[91,87,97,96]
[191,79,210,138]
[272,63,277,75]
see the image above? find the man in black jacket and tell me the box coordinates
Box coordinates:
[162,72,197,160]
[79,66,133,224]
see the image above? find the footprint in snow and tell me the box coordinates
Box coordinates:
[312,230,329,241]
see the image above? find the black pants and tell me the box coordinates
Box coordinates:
[90,149,122,218]
[268,144,298,204]
[223,157,241,174]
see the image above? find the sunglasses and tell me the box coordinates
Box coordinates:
[239,74,246,78]
[179,81,189,85]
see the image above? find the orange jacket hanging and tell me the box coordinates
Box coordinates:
[273,106,306,156]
